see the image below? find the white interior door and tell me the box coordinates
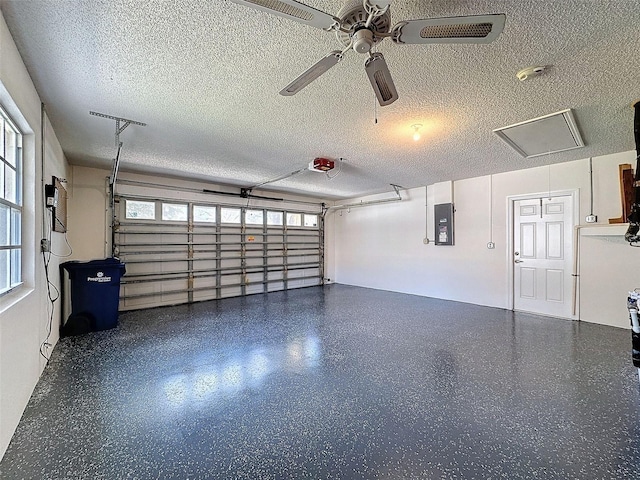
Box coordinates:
[513,195,574,318]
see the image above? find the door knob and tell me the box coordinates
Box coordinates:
[514,259,524,263]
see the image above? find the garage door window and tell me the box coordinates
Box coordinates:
[125,200,155,220]
[304,214,318,227]
[221,207,241,224]
[267,211,283,226]
[193,205,216,223]
[162,203,188,222]
[245,209,263,225]
[286,213,302,227]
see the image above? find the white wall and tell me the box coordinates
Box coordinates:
[67,165,110,261]
[0,10,69,459]
[332,151,639,329]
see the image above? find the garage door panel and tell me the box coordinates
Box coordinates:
[193,276,217,289]
[116,194,323,310]
[220,273,241,285]
[123,294,162,310]
[287,256,318,265]
[267,257,284,266]
[192,290,218,302]
[246,283,264,295]
[220,286,242,298]
[268,283,285,292]
[193,259,217,270]
[121,252,185,263]
[194,233,217,243]
[192,249,217,258]
[246,272,264,283]
[120,245,188,255]
[126,260,189,276]
[161,290,187,301]
[220,258,241,269]
[287,279,306,289]
[245,258,264,268]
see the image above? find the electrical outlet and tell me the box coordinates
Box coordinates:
[585,214,597,223]
[487,242,495,249]
[40,239,50,252]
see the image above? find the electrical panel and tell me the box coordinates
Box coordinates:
[435,203,454,246]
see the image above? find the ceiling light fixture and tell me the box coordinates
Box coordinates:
[412,124,423,141]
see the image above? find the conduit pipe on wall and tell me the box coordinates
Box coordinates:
[572,225,583,318]
[328,184,403,211]
[423,185,433,244]
[41,103,46,237]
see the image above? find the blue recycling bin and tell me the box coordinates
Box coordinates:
[61,258,126,333]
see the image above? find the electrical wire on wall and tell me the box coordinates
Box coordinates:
[40,209,59,359]
[40,207,74,360]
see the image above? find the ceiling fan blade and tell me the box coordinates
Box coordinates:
[364,53,399,107]
[392,14,506,44]
[228,0,339,30]
[280,51,343,96]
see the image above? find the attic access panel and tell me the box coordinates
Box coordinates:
[493,109,584,158]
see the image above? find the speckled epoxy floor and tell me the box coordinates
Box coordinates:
[1,285,640,479]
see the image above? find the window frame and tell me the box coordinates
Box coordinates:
[0,105,23,295]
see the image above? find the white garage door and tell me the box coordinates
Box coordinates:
[114,190,324,311]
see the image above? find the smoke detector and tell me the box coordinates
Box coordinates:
[516,65,546,81]
[308,157,335,172]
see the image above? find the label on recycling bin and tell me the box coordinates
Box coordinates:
[87,271,112,283]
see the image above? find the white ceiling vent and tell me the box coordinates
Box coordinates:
[493,109,585,158]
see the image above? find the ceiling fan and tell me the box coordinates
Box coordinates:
[229,0,506,106]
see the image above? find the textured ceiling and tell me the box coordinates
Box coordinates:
[1,0,640,199]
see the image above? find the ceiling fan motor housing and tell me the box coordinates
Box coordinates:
[335,0,391,49]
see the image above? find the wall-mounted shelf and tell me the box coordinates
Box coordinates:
[579,224,628,237]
